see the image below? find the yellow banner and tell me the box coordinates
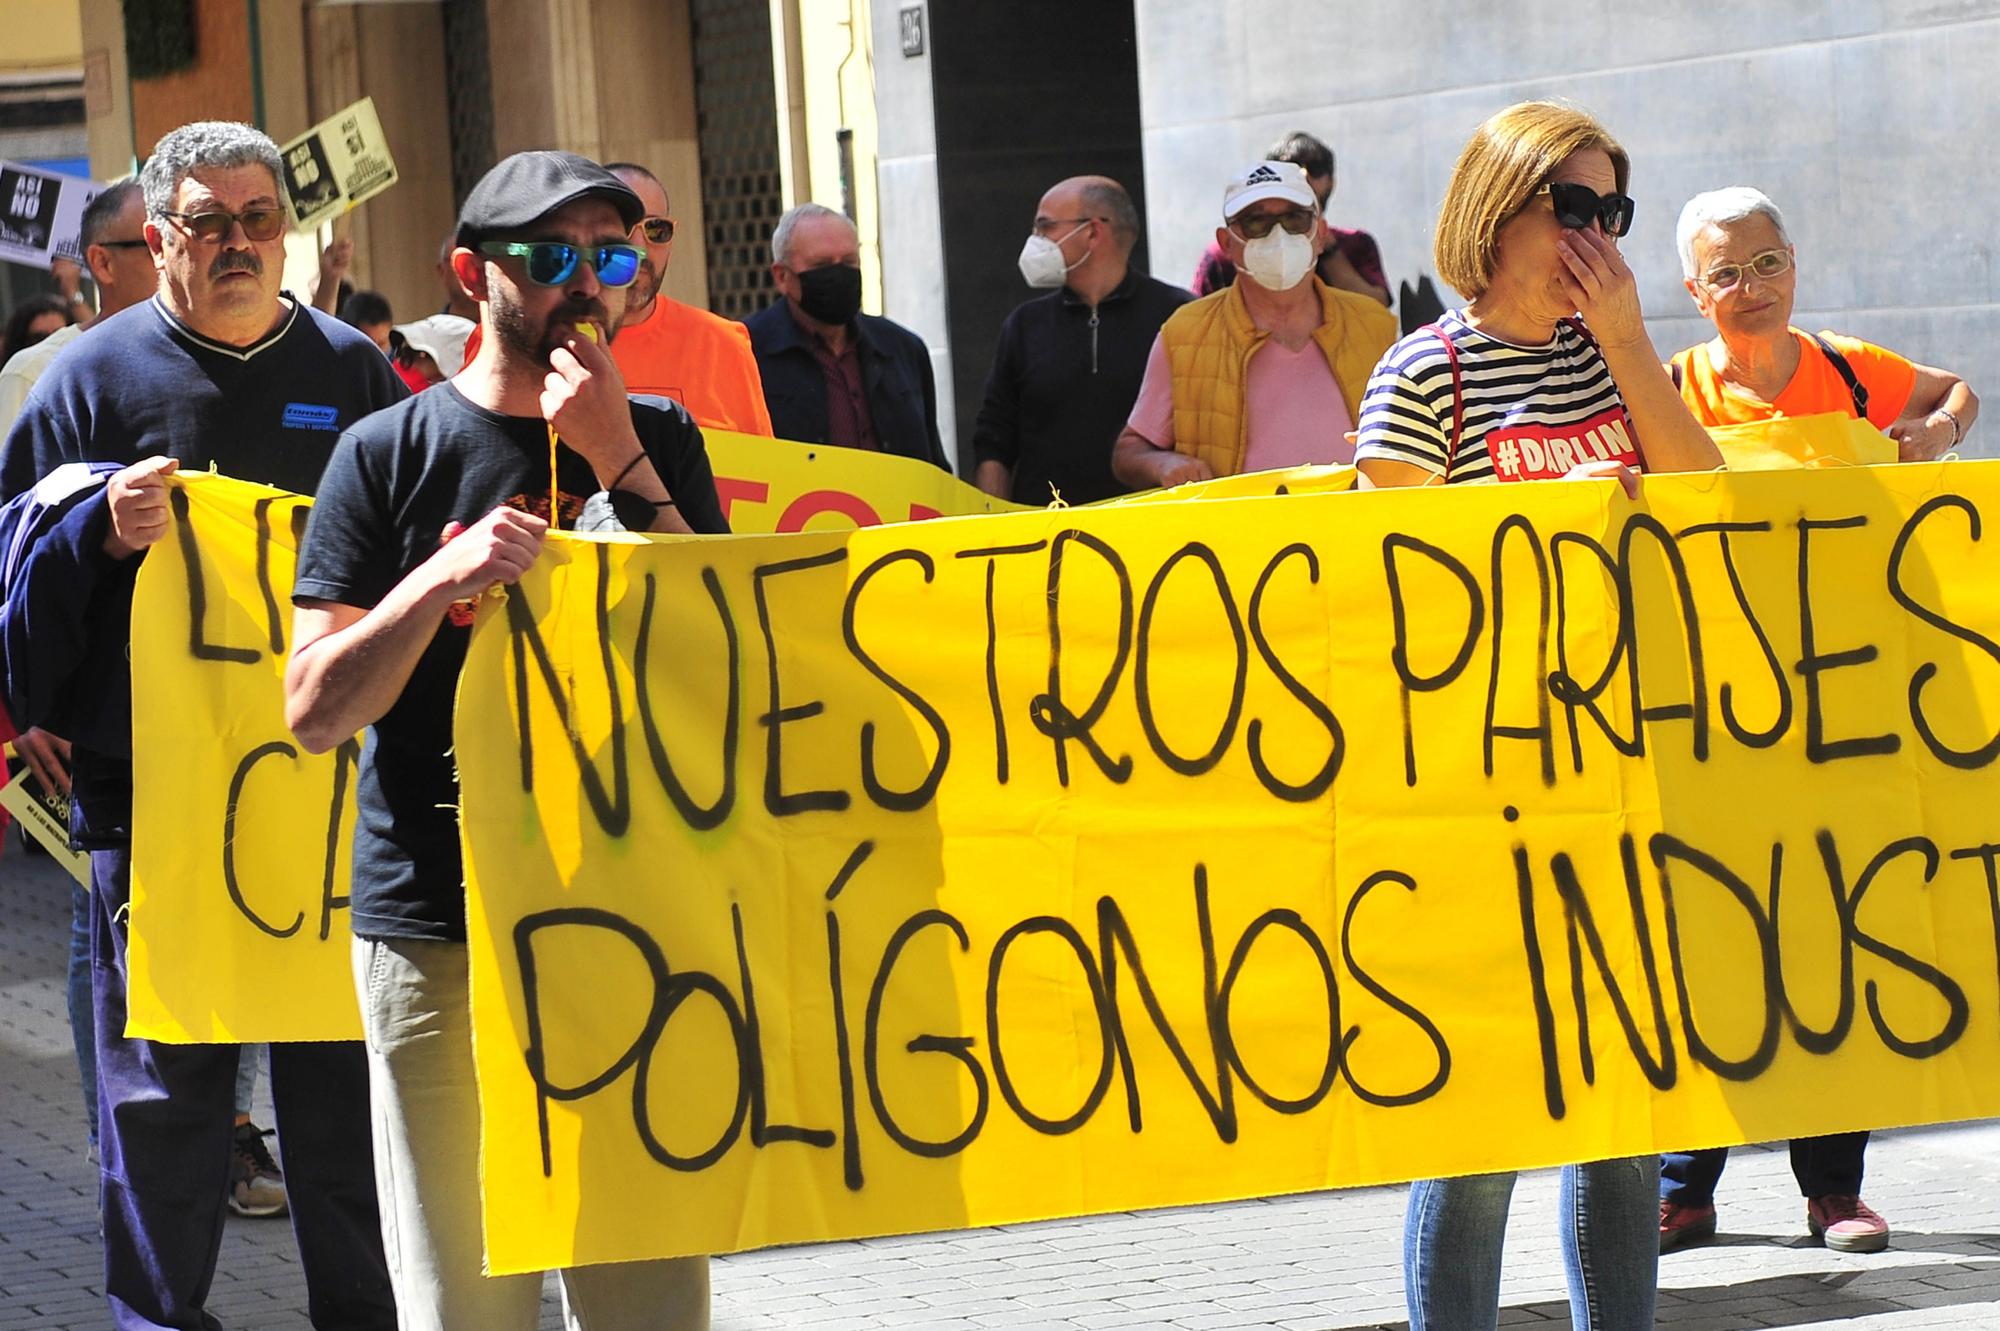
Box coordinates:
[457,457,2000,1272]
[124,430,1347,1043]
[1707,412,1897,471]
[703,429,1023,528]
[702,428,1357,522]
[126,434,1026,1042]
[128,480,351,1040]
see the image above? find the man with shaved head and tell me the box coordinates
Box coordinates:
[972,175,1190,503]
[604,161,772,435]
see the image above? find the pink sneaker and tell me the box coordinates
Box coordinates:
[1660,1199,1717,1252]
[1806,1194,1888,1253]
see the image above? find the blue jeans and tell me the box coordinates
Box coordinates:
[1405,1157,1659,1331]
[67,880,98,1146]
[234,1044,262,1118]
[91,845,396,1330]
[1661,1133,1868,1207]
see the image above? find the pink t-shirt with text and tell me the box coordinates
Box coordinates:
[1126,332,1354,473]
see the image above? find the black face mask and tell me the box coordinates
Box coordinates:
[794,263,863,325]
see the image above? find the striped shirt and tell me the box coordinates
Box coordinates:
[1353,310,1635,484]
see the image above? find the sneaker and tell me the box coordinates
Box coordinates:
[227,1121,289,1218]
[1659,1199,1717,1252]
[1807,1194,1889,1253]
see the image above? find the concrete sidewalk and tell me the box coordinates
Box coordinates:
[3,848,1997,1329]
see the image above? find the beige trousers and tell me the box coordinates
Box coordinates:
[354,936,710,1330]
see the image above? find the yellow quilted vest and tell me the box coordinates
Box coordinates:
[1161,277,1397,476]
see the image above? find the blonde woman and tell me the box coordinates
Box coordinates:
[1353,101,1721,1330]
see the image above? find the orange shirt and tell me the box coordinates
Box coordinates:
[1671,328,1915,431]
[611,296,773,436]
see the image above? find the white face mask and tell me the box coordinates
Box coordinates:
[1017,223,1088,288]
[1238,227,1316,291]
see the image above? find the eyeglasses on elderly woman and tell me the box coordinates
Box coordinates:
[1534,181,1635,238]
[1701,248,1791,292]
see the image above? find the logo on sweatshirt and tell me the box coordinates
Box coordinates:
[282,402,340,431]
[1485,407,1638,483]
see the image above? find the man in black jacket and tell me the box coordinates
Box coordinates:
[973,175,1191,505]
[745,203,949,470]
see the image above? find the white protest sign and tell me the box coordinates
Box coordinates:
[278,97,399,232]
[0,162,103,269]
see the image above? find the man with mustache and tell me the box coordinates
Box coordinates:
[0,121,404,1328]
[284,150,726,1329]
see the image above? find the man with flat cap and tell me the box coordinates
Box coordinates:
[283,149,727,1329]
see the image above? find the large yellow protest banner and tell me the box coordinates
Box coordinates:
[124,412,1999,1270]
[125,421,1358,1044]
[125,433,1033,1042]
[457,458,2000,1272]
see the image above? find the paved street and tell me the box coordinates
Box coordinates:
[4,847,1998,1330]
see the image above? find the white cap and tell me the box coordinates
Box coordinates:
[393,314,475,375]
[1222,160,1317,220]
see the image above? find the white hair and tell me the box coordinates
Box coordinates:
[770,203,854,267]
[1675,187,1791,279]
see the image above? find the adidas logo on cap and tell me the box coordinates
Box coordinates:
[1223,160,1314,217]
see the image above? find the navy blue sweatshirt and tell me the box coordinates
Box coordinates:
[0,296,406,844]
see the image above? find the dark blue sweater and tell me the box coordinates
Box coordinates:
[0,296,405,501]
[0,297,406,844]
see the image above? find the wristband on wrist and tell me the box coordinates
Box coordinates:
[609,451,648,489]
[600,452,662,530]
[1935,407,1963,447]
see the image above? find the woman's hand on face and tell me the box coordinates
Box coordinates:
[1562,458,1640,499]
[1555,226,1647,351]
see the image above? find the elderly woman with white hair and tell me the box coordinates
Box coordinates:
[1669,186,1977,458]
[1656,184,1980,1264]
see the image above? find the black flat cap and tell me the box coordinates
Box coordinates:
[455,150,644,249]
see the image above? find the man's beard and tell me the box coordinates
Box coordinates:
[623,255,660,312]
[491,288,612,365]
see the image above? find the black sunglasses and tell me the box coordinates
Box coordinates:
[1230,207,1318,240]
[1535,181,1635,238]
